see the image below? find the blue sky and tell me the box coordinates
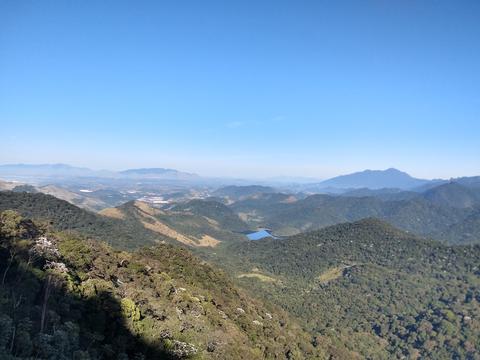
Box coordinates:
[1,0,479,179]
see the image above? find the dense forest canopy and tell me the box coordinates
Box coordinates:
[211,219,480,359]
[1,191,479,359]
[0,210,330,359]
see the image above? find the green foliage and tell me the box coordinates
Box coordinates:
[121,298,141,322]
[171,199,249,232]
[0,192,248,250]
[212,185,276,201]
[0,191,168,249]
[230,192,480,244]
[437,209,480,244]
[11,185,38,193]
[118,200,248,245]
[213,218,480,359]
[0,210,24,238]
[4,190,479,358]
[0,210,324,359]
[58,235,95,270]
[0,210,38,240]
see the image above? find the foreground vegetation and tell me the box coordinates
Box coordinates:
[0,210,331,359]
[0,191,169,249]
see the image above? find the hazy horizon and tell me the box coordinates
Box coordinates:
[0,161,475,182]
[1,1,479,179]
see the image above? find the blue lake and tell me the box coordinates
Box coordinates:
[246,229,276,241]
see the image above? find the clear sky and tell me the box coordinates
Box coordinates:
[1,0,479,179]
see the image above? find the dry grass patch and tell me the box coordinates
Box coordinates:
[141,219,196,246]
[196,234,221,247]
[317,267,345,284]
[99,207,126,220]
[317,264,358,284]
[133,201,163,216]
[238,273,280,283]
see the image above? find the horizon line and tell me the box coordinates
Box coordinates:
[0,161,475,182]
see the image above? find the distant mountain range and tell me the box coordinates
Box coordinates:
[0,163,200,181]
[119,167,200,180]
[1,164,477,194]
[0,163,111,178]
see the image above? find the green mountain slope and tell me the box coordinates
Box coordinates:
[213,219,480,359]
[100,200,248,248]
[170,199,249,233]
[0,191,169,249]
[340,187,419,201]
[422,182,480,209]
[435,209,480,244]
[230,192,477,244]
[3,191,479,357]
[212,186,277,203]
[0,210,331,359]
[0,192,247,250]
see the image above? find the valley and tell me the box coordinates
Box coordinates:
[1,167,480,359]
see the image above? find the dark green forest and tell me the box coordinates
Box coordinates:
[0,192,170,249]
[1,191,480,359]
[213,219,480,359]
[0,210,326,359]
[229,183,480,244]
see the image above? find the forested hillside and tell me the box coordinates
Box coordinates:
[436,209,480,245]
[2,191,479,358]
[212,186,277,203]
[0,191,166,249]
[101,200,248,247]
[170,199,249,233]
[230,189,480,244]
[0,192,248,250]
[0,210,332,359]
[213,219,480,359]
[422,182,480,209]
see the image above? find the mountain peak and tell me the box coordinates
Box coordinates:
[318,168,430,190]
[384,167,405,173]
